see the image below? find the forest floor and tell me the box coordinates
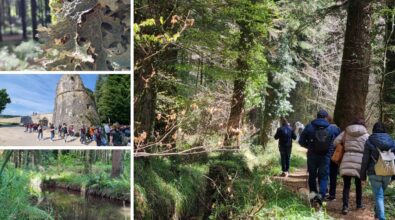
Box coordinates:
[0,126,96,146]
[274,146,376,220]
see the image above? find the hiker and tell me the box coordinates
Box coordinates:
[37,124,43,141]
[294,121,305,141]
[49,123,55,142]
[299,109,340,206]
[58,124,62,138]
[334,118,369,215]
[360,122,395,220]
[104,123,111,144]
[327,115,341,201]
[80,125,87,144]
[89,126,95,141]
[62,123,68,142]
[111,122,124,146]
[95,127,102,146]
[274,118,297,177]
[68,125,75,138]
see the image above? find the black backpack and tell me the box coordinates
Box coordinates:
[311,126,331,155]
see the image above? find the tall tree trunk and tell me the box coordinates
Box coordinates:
[111,150,122,178]
[84,150,91,174]
[30,0,38,41]
[44,0,50,25]
[7,1,12,35]
[382,0,395,133]
[259,73,276,147]
[333,0,373,129]
[20,0,27,40]
[224,78,246,147]
[134,65,156,144]
[0,0,3,41]
[224,20,251,147]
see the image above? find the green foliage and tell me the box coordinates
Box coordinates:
[0,169,52,219]
[0,89,11,115]
[95,74,131,125]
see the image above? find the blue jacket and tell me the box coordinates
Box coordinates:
[274,125,296,148]
[298,118,340,156]
[360,133,395,180]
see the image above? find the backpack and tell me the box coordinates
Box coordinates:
[373,147,395,176]
[311,126,331,155]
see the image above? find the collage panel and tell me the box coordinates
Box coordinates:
[0,74,131,147]
[0,0,131,71]
[0,149,131,219]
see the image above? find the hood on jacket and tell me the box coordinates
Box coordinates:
[311,118,330,128]
[369,133,395,151]
[345,124,367,137]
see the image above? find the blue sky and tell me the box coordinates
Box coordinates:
[0,74,98,116]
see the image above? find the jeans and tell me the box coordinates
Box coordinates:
[50,132,54,141]
[369,175,391,220]
[37,132,43,140]
[307,152,330,198]
[342,175,362,208]
[329,161,338,197]
[279,146,292,172]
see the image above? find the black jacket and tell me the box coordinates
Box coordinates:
[360,133,395,180]
[274,125,296,148]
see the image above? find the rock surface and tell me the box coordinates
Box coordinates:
[53,75,99,131]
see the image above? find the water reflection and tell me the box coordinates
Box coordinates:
[38,188,131,220]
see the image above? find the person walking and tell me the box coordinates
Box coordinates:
[274,118,297,177]
[299,109,340,206]
[37,124,43,141]
[62,123,68,143]
[80,125,87,144]
[95,127,102,146]
[111,122,124,146]
[327,115,341,201]
[360,122,395,220]
[49,123,55,142]
[334,118,369,215]
[104,123,111,144]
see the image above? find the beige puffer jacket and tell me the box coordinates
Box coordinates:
[334,124,369,178]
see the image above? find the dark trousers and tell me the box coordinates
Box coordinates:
[329,161,338,197]
[279,146,292,172]
[342,175,362,208]
[307,152,330,198]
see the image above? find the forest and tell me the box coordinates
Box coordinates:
[0,150,131,219]
[134,0,395,219]
[0,0,131,71]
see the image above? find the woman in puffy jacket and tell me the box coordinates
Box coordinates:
[360,122,395,220]
[333,118,369,215]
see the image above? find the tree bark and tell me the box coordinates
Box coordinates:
[111,150,122,178]
[44,0,51,25]
[20,0,27,40]
[30,0,38,41]
[259,73,276,147]
[333,0,373,130]
[381,0,395,133]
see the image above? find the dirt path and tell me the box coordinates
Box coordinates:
[0,126,96,146]
[274,168,376,220]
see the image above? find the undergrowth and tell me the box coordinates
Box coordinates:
[134,141,332,219]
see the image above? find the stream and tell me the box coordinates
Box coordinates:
[38,188,131,220]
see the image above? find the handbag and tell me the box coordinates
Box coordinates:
[331,131,346,165]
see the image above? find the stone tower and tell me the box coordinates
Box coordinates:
[53,74,99,132]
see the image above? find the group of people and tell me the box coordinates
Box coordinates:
[24,122,131,146]
[275,109,395,219]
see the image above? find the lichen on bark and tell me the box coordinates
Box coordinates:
[40,0,130,71]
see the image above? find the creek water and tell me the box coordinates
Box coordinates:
[38,188,131,220]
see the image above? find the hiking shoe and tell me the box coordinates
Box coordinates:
[357,204,365,209]
[342,207,348,215]
[280,172,286,177]
[325,195,336,201]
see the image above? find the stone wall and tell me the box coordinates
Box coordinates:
[53,75,99,131]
